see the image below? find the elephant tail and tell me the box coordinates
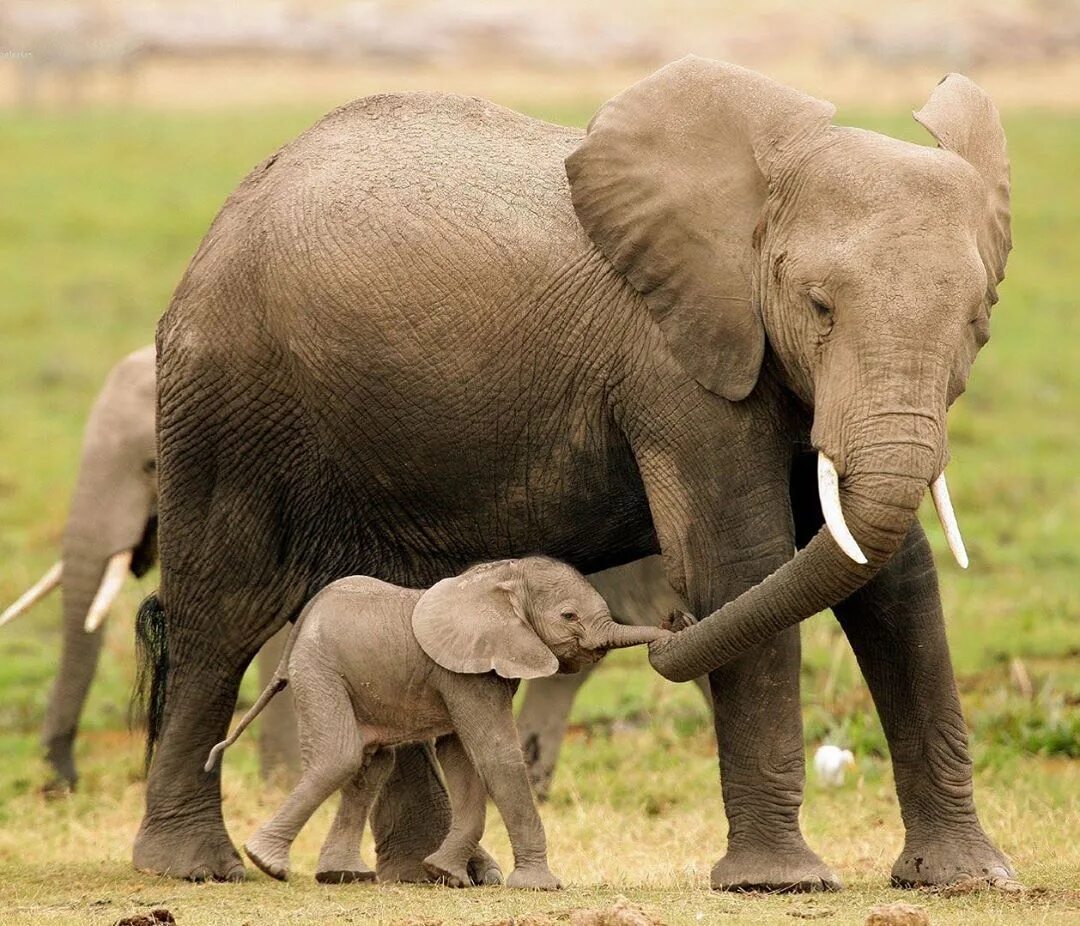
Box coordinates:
[203,606,310,773]
[203,674,288,773]
[132,593,168,774]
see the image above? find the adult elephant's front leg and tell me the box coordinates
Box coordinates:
[634,412,837,893]
[709,626,839,891]
[789,454,1013,886]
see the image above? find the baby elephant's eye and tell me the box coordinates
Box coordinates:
[560,609,578,621]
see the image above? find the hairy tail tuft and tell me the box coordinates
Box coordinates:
[132,593,169,774]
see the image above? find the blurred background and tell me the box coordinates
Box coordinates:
[0,1,1076,921]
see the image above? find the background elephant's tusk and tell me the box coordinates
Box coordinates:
[84,550,133,633]
[817,453,869,565]
[0,561,63,627]
[930,472,969,569]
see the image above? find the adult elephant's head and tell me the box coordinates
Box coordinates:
[1,345,158,635]
[565,57,1010,680]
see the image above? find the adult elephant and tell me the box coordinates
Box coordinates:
[1,346,299,788]
[140,58,1013,889]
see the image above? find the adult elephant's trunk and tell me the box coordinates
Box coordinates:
[41,534,114,784]
[590,619,670,650]
[651,362,954,682]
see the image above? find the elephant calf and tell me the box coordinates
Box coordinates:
[205,556,669,889]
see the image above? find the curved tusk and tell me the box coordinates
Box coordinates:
[0,561,63,627]
[817,453,868,565]
[930,472,969,569]
[84,549,133,633]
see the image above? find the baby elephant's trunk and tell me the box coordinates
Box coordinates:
[591,620,669,651]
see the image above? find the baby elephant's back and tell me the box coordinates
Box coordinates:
[294,577,437,728]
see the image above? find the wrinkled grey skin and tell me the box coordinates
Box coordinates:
[145,58,1014,890]
[518,555,710,798]
[205,558,667,889]
[1,345,298,789]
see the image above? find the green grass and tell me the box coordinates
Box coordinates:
[0,101,1077,924]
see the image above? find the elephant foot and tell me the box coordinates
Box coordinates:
[134,818,246,882]
[315,868,377,885]
[41,776,75,801]
[374,855,432,883]
[506,864,562,891]
[711,843,842,893]
[423,852,472,889]
[244,833,291,882]
[42,732,78,793]
[891,833,1015,887]
[466,845,504,886]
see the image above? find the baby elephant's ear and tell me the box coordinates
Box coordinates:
[412,565,559,680]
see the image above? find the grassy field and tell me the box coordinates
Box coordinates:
[0,96,1077,925]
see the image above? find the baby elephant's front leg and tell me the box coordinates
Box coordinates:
[447,678,562,890]
[423,735,487,887]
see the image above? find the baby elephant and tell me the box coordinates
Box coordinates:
[205,556,669,889]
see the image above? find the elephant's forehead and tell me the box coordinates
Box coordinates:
[796,127,983,219]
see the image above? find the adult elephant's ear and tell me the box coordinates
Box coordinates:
[914,74,1011,304]
[413,562,558,680]
[565,56,835,401]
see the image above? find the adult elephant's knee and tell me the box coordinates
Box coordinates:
[371,742,452,882]
[133,622,251,882]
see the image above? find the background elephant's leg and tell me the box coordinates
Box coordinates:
[788,452,1012,886]
[371,742,452,882]
[257,625,300,785]
[134,618,264,882]
[424,735,489,887]
[515,668,593,799]
[316,749,394,884]
[709,627,838,891]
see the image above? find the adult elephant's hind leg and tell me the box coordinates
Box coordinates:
[133,617,258,882]
[371,742,452,882]
[708,626,840,892]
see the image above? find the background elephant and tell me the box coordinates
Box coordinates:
[0,345,299,788]
[517,555,710,798]
[141,58,1012,890]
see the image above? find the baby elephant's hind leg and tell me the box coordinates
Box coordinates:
[316,749,394,884]
[424,735,487,888]
[245,682,363,881]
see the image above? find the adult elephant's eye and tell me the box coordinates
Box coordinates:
[807,288,834,328]
[560,609,578,621]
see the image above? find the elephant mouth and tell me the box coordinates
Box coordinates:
[815,451,968,570]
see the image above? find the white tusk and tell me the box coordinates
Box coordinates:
[930,472,969,569]
[817,453,869,565]
[84,549,133,633]
[0,561,63,627]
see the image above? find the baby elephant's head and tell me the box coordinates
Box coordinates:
[412,557,670,679]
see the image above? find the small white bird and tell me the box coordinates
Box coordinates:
[814,745,855,786]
